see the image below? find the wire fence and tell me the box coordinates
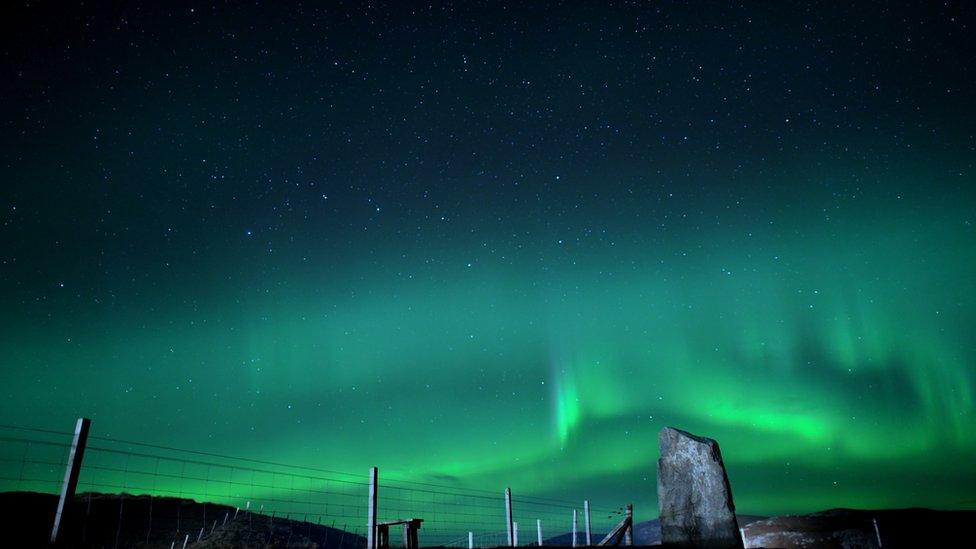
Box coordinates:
[0,424,71,494]
[0,422,624,547]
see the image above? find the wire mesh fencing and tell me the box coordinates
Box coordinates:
[0,422,628,547]
[372,477,620,547]
[0,424,72,495]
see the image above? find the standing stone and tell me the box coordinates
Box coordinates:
[657,427,743,548]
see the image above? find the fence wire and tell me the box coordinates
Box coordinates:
[0,423,624,547]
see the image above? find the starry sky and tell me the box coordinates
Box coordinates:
[1,1,975,518]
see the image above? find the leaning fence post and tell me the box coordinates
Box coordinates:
[505,487,514,547]
[367,467,378,549]
[51,417,91,545]
[572,509,578,547]
[537,519,543,546]
[584,500,591,546]
[624,503,633,546]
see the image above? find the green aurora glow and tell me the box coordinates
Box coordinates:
[1,0,975,523]
[2,177,974,516]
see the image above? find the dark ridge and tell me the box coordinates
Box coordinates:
[0,491,366,548]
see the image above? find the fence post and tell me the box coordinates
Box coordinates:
[50,417,91,545]
[505,487,514,547]
[624,503,633,546]
[537,519,543,546]
[584,500,591,546]
[468,531,473,549]
[514,521,519,546]
[368,467,378,549]
[572,509,578,547]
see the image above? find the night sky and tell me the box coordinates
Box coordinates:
[2,1,975,518]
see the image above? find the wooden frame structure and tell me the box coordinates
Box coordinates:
[376,518,423,549]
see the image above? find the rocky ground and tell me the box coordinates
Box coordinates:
[742,507,976,548]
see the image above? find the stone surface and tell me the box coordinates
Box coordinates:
[657,427,743,548]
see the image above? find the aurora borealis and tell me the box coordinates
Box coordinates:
[1,0,975,520]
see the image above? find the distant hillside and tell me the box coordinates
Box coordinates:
[543,515,766,546]
[0,491,366,548]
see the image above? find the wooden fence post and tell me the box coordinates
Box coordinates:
[50,417,91,545]
[536,519,543,546]
[368,467,378,549]
[468,531,473,549]
[624,503,633,546]
[584,500,591,546]
[572,509,578,547]
[505,487,514,547]
[514,521,519,546]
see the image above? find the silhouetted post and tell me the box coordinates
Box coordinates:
[584,501,591,545]
[537,519,543,546]
[505,487,514,547]
[51,417,91,545]
[572,509,578,547]
[368,467,378,549]
[624,504,633,546]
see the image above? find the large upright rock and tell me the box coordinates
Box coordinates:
[657,427,743,548]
